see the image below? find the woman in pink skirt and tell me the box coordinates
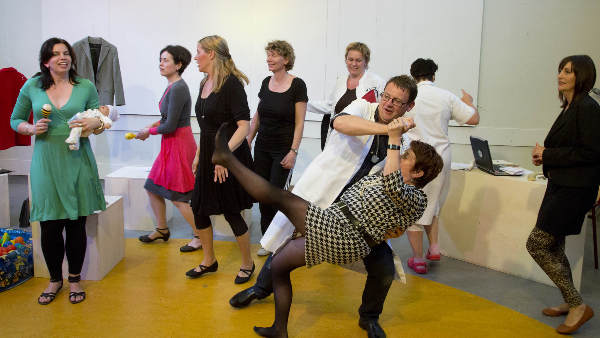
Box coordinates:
[136,45,200,251]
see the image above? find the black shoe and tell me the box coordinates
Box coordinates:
[139,227,170,243]
[186,261,218,278]
[180,235,202,252]
[37,280,63,305]
[234,262,255,284]
[358,319,386,338]
[229,286,265,308]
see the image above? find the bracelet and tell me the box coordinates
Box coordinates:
[94,118,105,132]
[290,148,298,154]
[387,144,401,150]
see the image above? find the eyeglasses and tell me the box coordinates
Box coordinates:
[381,92,409,108]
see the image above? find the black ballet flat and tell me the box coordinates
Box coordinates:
[180,235,202,252]
[139,227,170,243]
[234,262,255,284]
[186,261,218,278]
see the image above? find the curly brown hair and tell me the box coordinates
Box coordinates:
[265,40,295,71]
[409,140,443,189]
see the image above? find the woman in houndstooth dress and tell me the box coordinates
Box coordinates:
[212,117,443,338]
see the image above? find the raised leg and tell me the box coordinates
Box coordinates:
[212,124,308,234]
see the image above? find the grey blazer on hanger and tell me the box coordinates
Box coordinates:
[73,37,125,106]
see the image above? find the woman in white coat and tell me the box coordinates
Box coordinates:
[404,58,479,274]
[308,42,384,150]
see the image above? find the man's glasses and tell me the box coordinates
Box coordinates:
[381,92,409,108]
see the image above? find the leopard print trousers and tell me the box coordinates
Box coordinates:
[526,227,582,307]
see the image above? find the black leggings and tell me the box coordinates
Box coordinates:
[253,148,292,234]
[526,227,582,307]
[40,217,87,282]
[194,212,248,237]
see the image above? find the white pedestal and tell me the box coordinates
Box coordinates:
[0,174,8,226]
[32,196,124,281]
[211,209,253,237]
[105,166,173,231]
[439,169,586,290]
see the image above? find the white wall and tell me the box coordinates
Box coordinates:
[2,0,599,177]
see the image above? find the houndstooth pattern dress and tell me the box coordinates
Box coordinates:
[304,169,427,267]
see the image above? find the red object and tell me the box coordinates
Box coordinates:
[147,126,197,193]
[426,249,441,261]
[361,89,377,103]
[0,67,32,150]
[407,257,428,274]
[14,237,24,244]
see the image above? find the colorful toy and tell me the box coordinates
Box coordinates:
[0,229,33,291]
[0,232,8,246]
[41,104,52,118]
[125,132,136,140]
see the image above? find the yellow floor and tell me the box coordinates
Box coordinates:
[2,239,560,337]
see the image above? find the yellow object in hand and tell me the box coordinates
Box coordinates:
[125,132,136,140]
[41,104,52,118]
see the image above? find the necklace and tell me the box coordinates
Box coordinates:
[370,135,380,164]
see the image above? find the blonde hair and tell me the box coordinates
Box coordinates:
[345,42,371,67]
[265,40,295,71]
[198,35,249,92]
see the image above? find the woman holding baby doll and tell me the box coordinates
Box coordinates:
[136,45,201,252]
[10,37,106,305]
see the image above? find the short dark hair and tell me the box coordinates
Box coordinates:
[35,37,79,90]
[410,58,438,81]
[410,140,443,189]
[265,40,295,71]
[385,75,418,103]
[558,55,596,108]
[160,45,192,75]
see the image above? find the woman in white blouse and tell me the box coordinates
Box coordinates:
[308,42,384,150]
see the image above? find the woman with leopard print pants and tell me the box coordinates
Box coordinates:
[527,55,600,335]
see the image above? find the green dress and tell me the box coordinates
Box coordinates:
[10,76,106,222]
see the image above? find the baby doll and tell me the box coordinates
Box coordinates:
[65,105,118,150]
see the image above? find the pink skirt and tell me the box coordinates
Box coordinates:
[147,126,197,193]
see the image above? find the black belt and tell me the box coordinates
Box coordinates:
[333,201,377,248]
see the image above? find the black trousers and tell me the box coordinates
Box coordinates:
[253,148,292,234]
[39,217,87,282]
[254,241,395,320]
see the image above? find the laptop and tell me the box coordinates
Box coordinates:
[469,136,521,176]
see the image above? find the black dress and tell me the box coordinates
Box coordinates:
[191,75,254,216]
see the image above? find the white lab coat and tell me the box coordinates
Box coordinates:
[404,81,475,224]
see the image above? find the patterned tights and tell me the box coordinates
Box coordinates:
[526,227,582,307]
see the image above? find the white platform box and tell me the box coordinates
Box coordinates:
[32,195,124,281]
[105,166,173,231]
[0,174,8,226]
[439,169,586,291]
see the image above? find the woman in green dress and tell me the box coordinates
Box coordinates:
[11,37,106,305]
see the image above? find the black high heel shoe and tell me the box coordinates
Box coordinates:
[139,227,170,243]
[186,261,218,278]
[234,262,255,284]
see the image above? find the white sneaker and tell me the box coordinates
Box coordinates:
[257,247,271,256]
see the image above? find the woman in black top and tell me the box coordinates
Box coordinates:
[247,40,308,241]
[187,35,255,284]
[527,55,600,334]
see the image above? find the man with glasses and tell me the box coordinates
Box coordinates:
[229,75,417,338]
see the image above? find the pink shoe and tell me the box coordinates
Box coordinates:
[426,249,441,261]
[407,257,427,274]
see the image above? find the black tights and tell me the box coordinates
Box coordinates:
[213,124,311,337]
[212,125,309,234]
[40,217,87,282]
[255,237,307,337]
